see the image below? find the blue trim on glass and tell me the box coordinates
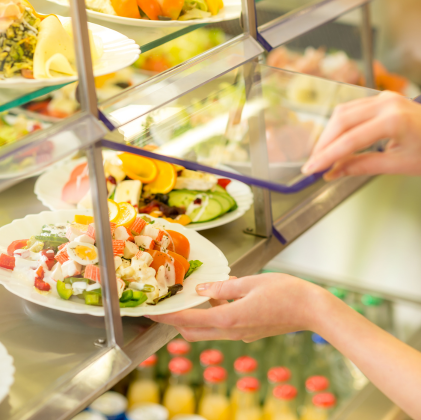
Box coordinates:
[256,32,273,52]
[272,226,287,244]
[98,110,116,131]
[100,139,324,194]
[413,95,421,104]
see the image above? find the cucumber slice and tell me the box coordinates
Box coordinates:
[209,193,231,213]
[168,190,197,208]
[189,198,222,223]
[213,185,229,195]
[212,191,236,210]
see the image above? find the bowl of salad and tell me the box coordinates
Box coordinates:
[0,207,230,316]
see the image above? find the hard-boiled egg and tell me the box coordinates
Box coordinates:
[67,241,98,266]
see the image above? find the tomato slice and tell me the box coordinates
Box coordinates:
[145,249,185,285]
[0,253,15,270]
[7,239,28,256]
[165,230,190,260]
[217,178,232,189]
[168,251,190,273]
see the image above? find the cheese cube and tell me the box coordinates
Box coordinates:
[51,263,64,282]
[123,241,139,259]
[61,260,82,278]
[114,226,130,241]
[114,180,142,207]
[134,235,155,250]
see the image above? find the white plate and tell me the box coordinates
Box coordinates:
[0,342,15,405]
[0,210,230,316]
[47,0,240,27]
[0,17,140,89]
[34,156,254,231]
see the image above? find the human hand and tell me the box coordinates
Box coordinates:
[301,91,421,180]
[148,273,328,342]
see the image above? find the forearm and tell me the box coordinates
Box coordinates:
[312,289,421,419]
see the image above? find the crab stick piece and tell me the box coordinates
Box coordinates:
[55,246,69,264]
[129,218,147,236]
[112,240,125,256]
[85,264,101,282]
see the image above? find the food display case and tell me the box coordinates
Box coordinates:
[1,0,420,419]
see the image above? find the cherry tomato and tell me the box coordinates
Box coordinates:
[217,178,231,189]
[145,249,185,285]
[7,239,28,257]
[166,230,190,260]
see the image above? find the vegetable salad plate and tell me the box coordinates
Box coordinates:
[1,16,140,89]
[0,342,15,405]
[34,155,254,231]
[47,0,241,27]
[0,209,230,316]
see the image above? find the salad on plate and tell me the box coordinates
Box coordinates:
[62,152,239,227]
[0,203,203,308]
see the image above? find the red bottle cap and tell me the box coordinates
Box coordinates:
[139,354,157,368]
[204,366,227,383]
[167,339,191,356]
[234,356,257,374]
[273,384,298,401]
[200,349,224,367]
[305,376,329,393]
[236,377,260,392]
[312,392,336,408]
[268,367,291,384]
[169,357,192,375]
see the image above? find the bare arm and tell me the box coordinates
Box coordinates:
[149,274,421,419]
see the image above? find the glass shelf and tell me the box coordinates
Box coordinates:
[100,63,378,191]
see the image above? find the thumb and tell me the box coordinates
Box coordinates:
[324,152,405,180]
[195,277,250,300]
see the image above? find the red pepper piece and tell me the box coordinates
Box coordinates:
[35,265,44,280]
[7,239,29,256]
[0,253,15,270]
[217,178,231,189]
[34,278,50,291]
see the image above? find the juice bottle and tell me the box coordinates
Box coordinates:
[271,384,298,420]
[163,357,195,419]
[302,376,329,414]
[231,356,258,417]
[167,339,191,359]
[234,377,262,420]
[300,393,336,420]
[127,354,160,407]
[200,349,224,369]
[263,367,291,420]
[198,366,230,420]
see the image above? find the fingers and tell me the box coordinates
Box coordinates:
[195,277,253,301]
[176,327,232,342]
[324,152,406,180]
[148,308,218,328]
[311,98,380,157]
[302,116,391,174]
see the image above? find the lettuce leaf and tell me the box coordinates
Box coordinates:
[185,260,203,278]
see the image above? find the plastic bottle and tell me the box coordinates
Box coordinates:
[198,366,230,420]
[231,356,258,417]
[300,393,336,420]
[263,367,291,420]
[167,339,192,359]
[306,334,332,383]
[271,384,298,420]
[163,357,195,419]
[127,354,160,407]
[361,294,392,331]
[89,391,127,420]
[234,377,262,420]
[303,376,329,409]
[200,349,224,369]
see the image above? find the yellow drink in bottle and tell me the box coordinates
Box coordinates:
[127,354,160,407]
[233,377,262,420]
[230,356,258,418]
[270,384,298,420]
[163,357,195,419]
[263,367,292,420]
[198,366,230,420]
[300,393,336,420]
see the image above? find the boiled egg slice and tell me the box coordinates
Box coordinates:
[67,241,98,266]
